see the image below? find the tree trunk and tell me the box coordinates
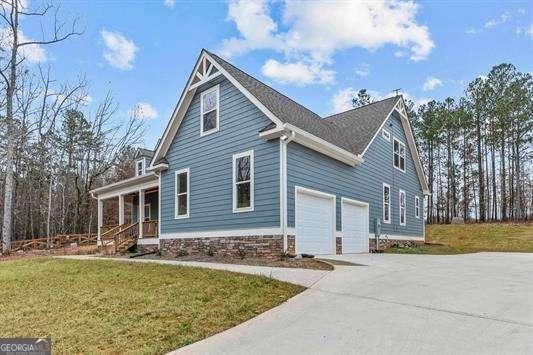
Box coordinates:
[475,115,485,221]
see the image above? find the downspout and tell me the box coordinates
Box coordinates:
[280,130,295,253]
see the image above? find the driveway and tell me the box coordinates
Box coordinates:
[174,252,533,355]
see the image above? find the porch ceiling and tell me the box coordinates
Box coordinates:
[91,172,159,200]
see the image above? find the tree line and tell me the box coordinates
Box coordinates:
[354,64,532,224]
[0,0,141,253]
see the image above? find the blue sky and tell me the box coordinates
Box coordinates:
[21,0,532,149]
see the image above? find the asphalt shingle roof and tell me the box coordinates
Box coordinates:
[207,50,400,156]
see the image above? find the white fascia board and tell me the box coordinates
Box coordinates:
[285,123,362,166]
[259,126,285,140]
[160,227,283,239]
[146,163,169,172]
[91,173,159,199]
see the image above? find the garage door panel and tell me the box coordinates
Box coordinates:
[296,189,334,255]
[342,201,368,253]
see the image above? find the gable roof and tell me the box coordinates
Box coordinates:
[135,148,154,159]
[207,51,399,156]
[151,49,428,193]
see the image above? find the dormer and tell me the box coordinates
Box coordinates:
[134,148,155,176]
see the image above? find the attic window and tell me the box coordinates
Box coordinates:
[136,160,145,176]
[382,129,391,141]
[393,138,406,172]
[200,85,219,136]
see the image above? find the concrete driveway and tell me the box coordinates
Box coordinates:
[174,252,533,355]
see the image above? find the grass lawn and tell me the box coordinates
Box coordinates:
[386,223,533,254]
[0,258,304,353]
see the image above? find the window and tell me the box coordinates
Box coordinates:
[200,85,219,136]
[233,150,254,212]
[175,168,189,218]
[144,204,151,221]
[382,129,391,141]
[383,183,391,224]
[393,138,406,172]
[399,190,406,226]
[415,196,420,219]
[135,159,145,176]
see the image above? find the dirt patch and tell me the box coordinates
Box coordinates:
[133,254,334,271]
[1,245,99,262]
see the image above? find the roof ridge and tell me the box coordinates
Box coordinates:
[205,50,322,120]
[324,96,400,120]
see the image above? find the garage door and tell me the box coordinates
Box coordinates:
[341,198,369,253]
[295,188,335,255]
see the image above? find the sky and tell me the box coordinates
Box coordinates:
[18,0,533,149]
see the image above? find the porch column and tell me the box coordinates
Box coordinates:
[118,194,125,225]
[138,189,145,238]
[97,198,103,244]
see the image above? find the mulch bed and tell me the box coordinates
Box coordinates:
[133,254,334,271]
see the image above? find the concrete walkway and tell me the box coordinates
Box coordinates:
[171,252,533,355]
[57,255,329,287]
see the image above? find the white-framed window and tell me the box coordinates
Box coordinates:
[393,138,406,172]
[399,189,406,226]
[144,204,151,221]
[382,183,391,224]
[232,150,254,213]
[382,129,391,141]
[200,85,219,136]
[135,159,145,176]
[174,168,189,218]
[415,195,420,219]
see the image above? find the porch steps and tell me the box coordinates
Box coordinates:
[100,222,139,254]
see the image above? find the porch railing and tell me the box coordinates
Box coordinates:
[142,220,158,238]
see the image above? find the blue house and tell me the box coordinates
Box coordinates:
[91,49,429,256]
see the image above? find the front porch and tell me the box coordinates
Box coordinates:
[92,172,160,250]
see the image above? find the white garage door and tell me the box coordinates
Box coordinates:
[342,199,369,253]
[295,188,335,255]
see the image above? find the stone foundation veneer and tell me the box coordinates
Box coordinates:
[369,237,424,251]
[160,235,284,259]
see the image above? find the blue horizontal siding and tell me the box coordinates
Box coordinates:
[287,112,424,237]
[160,76,280,233]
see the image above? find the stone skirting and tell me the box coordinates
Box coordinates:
[336,237,342,254]
[286,235,295,255]
[369,237,424,251]
[160,235,284,259]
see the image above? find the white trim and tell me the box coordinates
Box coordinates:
[295,186,336,255]
[280,139,286,250]
[415,195,420,219]
[91,172,158,198]
[174,168,190,219]
[189,71,222,91]
[158,173,162,242]
[200,84,220,136]
[160,227,282,239]
[399,189,406,226]
[232,149,254,213]
[382,183,391,224]
[393,137,406,173]
[341,197,370,253]
[382,129,391,141]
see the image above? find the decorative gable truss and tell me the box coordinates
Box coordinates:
[189,56,221,91]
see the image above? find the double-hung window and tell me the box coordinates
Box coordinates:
[415,195,420,219]
[175,168,189,218]
[135,159,145,176]
[200,85,219,136]
[393,138,406,172]
[383,183,391,224]
[399,189,406,226]
[233,150,254,212]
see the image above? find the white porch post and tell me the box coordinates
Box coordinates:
[138,189,145,238]
[97,198,103,244]
[118,194,125,225]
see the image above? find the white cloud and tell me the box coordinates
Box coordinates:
[101,30,138,70]
[355,63,371,77]
[516,24,533,38]
[422,76,443,91]
[261,59,335,86]
[484,11,511,28]
[330,87,430,114]
[163,0,175,8]
[0,28,46,63]
[220,0,434,86]
[129,102,158,119]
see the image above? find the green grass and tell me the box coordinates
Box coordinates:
[0,258,304,353]
[386,223,533,255]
